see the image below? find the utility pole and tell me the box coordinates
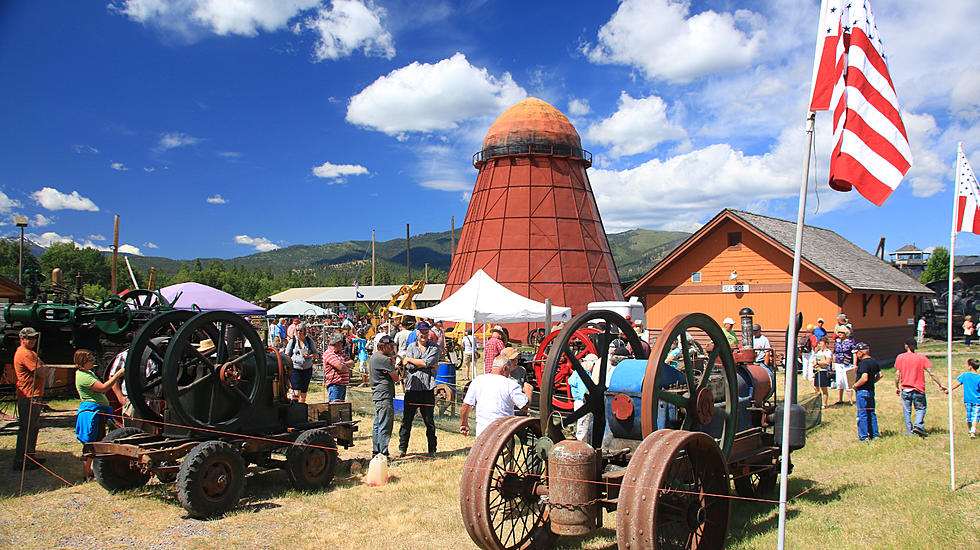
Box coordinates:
[110,215,120,294]
[406,223,411,283]
[148,267,156,289]
[425,263,429,283]
[371,229,376,286]
[14,216,28,285]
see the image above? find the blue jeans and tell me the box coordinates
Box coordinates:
[901,389,927,434]
[856,389,879,440]
[327,384,347,402]
[373,399,395,456]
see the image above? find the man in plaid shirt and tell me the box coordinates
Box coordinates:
[483,327,506,375]
[322,333,354,402]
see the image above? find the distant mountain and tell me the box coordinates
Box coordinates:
[607,229,690,280]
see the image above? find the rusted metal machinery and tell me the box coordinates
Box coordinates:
[84,310,357,518]
[460,309,805,549]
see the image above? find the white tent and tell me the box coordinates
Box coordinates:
[267,299,333,317]
[389,269,572,323]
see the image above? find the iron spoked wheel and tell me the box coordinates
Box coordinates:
[460,416,553,550]
[93,427,152,492]
[526,328,546,347]
[617,430,731,550]
[176,440,246,518]
[119,289,172,325]
[434,383,455,417]
[125,310,198,423]
[533,327,598,414]
[642,313,737,458]
[163,311,267,432]
[93,295,134,335]
[285,428,338,491]
[539,310,644,448]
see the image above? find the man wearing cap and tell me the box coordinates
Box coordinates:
[852,342,881,440]
[460,355,530,437]
[322,332,353,402]
[813,318,827,339]
[13,327,48,470]
[370,335,401,456]
[483,327,506,375]
[752,324,771,365]
[397,321,440,457]
[722,318,738,348]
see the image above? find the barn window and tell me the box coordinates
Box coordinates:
[691,271,702,283]
[727,232,742,247]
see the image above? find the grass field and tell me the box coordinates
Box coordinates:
[1,351,979,549]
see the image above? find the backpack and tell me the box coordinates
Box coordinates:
[799,333,814,353]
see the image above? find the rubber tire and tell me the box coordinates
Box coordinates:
[176,441,246,518]
[285,429,338,491]
[734,468,778,498]
[93,427,152,492]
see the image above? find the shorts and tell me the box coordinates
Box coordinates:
[814,370,831,388]
[290,368,313,393]
[966,402,980,424]
[358,360,369,375]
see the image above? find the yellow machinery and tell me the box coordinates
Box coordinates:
[366,280,425,339]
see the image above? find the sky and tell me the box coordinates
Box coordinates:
[1,0,978,262]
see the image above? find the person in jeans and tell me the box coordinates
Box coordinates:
[285,324,318,403]
[369,335,401,456]
[950,358,980,439]
[851,342,881,441]
[396,321,440,458]
[322,332,353,402]
[12,327,48,470]
[894,338,947,436]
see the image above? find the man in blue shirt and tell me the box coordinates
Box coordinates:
[813,318,827,339]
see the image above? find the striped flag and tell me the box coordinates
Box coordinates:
[809,0,912,206]
[955,143,980,235]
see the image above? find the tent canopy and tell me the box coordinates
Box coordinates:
[389,269,571,324]
[267,299,333,317]
[160,282,265,315]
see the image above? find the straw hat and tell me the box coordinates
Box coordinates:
[197,338,216,353]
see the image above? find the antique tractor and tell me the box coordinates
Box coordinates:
[460,309,805,549]
[84,309,357,518]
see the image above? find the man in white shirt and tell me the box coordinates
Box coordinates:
[461,328,476,378]
[917,317,926,344]
[459,355,530,436]
[752,324,772,365]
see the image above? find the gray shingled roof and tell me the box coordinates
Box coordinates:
[730,210,932,294]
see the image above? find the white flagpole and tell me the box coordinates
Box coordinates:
[946,143,962,491]
[777,112,815,550]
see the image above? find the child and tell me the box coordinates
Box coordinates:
[813,337,833,408]
[74,349,125,479]
[950,358,980,438]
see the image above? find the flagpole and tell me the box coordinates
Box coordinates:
[777,111,815,550]
[946,143,962,491]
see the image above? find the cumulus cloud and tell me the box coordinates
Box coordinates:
[346,53,527,136]
[206,194,228,204]
[583,0,764,83]
[1,190,21,214]
[110,161,128,171]
[29,231,75,247]
[145,241,159,249]
[235,234,279,252]
[300,0,394,61]
[118,244,142,255]
[567,98,591,116]
[312,161,369,182]
[157,131,202,152]
[31,187,99,211]
[586,92,688,157]
[32,214,53,227]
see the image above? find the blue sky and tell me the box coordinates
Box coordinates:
[1,0,977,261]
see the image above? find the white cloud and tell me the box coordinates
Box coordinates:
[144,167,155,172]
[28,231,74,247]
[31,187,99,211]
[346,52,527,136]
[27,230,144,256]
[217,151,242,158]
[235,234,279,252]
[206,194,228,204]
[419,180,470,192]
[88,234,106,241]
[110,161,128,171]
[312,161,369,182]
[0,190,21,214]
[32,214,53,227]
[110,0,320,37]
[567,98,591,116]
[72,144,99,154]
[300,0,394,61]
[586,92,688,157]
[118,244,142,255]
[157,131,202,152]
[583,0,764,83]
[145,241,159,249]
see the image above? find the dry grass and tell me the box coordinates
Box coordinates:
[2,356,979,549]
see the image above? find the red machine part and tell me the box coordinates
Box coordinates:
[610,393,634,421]
[533,327,598,411]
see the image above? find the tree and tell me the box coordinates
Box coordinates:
[0,239,41,282]
[921,247,950,284]
[40,242,110,288]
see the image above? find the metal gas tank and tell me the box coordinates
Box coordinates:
[547,439,599,536]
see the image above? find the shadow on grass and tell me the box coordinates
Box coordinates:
[726,477,853,546]
[0,448,83,497]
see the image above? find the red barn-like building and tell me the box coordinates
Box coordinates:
[443,98,623,328]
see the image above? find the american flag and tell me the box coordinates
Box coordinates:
[353,279,364,299]
[809,0,912,206]
[955,143,980,235]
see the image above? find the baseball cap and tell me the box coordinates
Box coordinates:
[416,321,431,331]
[817,318,825,323]
[19,327,39,338]
[377,335,394,345]
[328,333,344,345]
[752,324,761,331]
[500,347,520,360]
[723,317,735,325]
[855,342,869,351]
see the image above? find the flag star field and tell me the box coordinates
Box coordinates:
[1,0,978,259]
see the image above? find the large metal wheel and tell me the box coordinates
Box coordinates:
[176,440,246,518]
[642,313,737,458]
[540,310,644,448]
[163,311,267,432]
[119,289,172,325]
[285,428,338,491]
[93,295,134,335]
[92,427,152,492]
[460,416,554,550]
[533,328,599,413]
[124,310,198,423]
[617,430,731,550]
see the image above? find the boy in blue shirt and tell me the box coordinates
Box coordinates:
[950,358,980,438]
